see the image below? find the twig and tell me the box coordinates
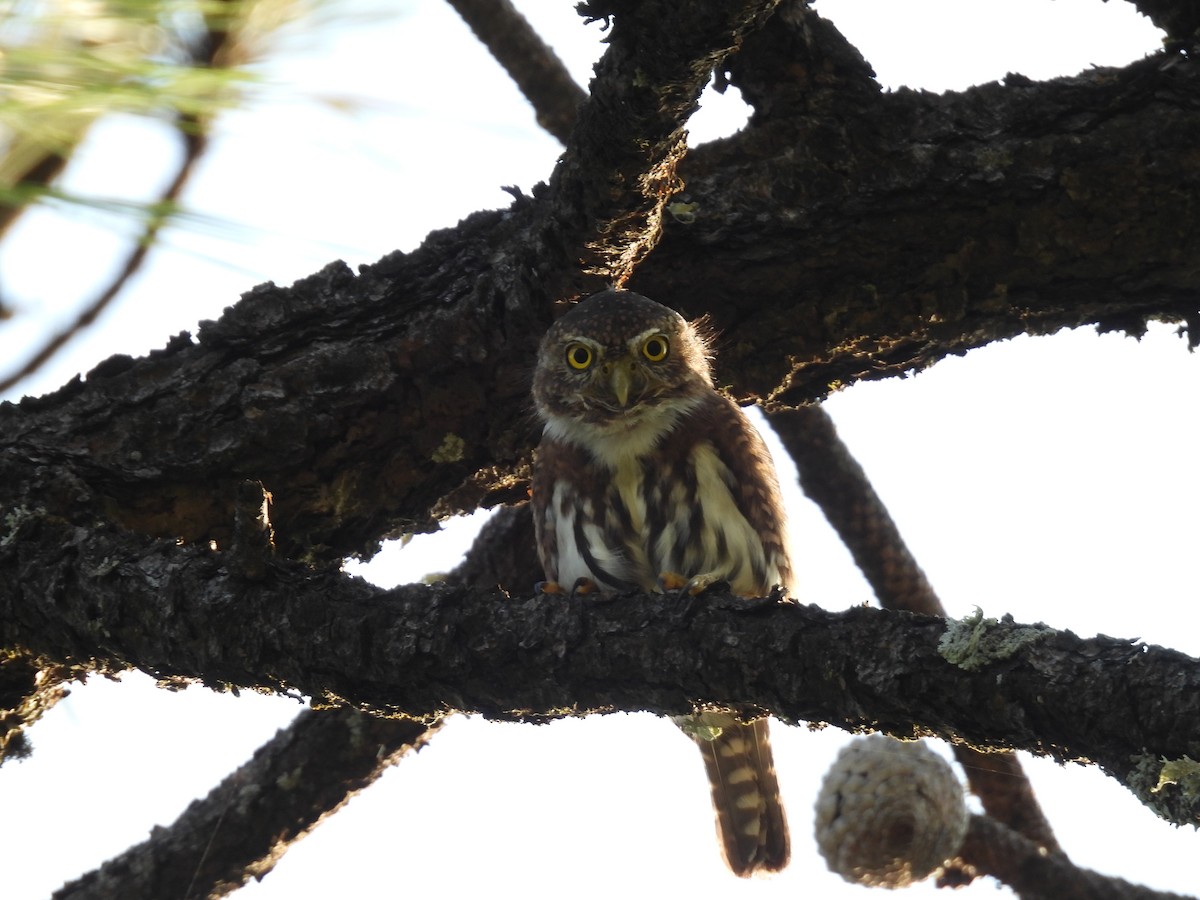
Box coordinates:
[0,0,248,395]
[0,126,208,395]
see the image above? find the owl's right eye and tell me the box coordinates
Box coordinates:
[565,343,593,370]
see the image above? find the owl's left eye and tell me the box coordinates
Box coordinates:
[642,334,669,362]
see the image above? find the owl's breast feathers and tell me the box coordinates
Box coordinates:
[532,391,792,597]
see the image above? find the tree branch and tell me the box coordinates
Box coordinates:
[0,125,210,395]
[0,21,1195,565]
[537,0,782,286]
[634,35,1200,401]
[53,708,440,900]
[1124,0,1198,43]
[445,0,586,145]
[45,504,530,898]
[960,813,1194,900]
[3,510,1197,826]
[769,405,1062,857]
[0,651,71,764]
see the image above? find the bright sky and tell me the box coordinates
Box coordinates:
[2,2,1194,898]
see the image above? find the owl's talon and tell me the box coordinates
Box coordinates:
[658,571,725,596]
[570,576,600,596]
[657,571,689,592]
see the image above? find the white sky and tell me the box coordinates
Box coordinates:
[2,1,1195,898]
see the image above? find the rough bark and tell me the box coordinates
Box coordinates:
[1,10,1194,573]
[53,709,439,900]
[770,405,1062,858]
[45,497,537,898]
[635,8,1200,402]
[2,507,1198,828]
[3,3,1199,893]
[959,813,1194,900]
[445,0,586,145]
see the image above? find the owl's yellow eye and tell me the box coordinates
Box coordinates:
[642,334,669,362]
[565,342,593,370]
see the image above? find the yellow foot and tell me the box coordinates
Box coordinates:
[536,577,600,597]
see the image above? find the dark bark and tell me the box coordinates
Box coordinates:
[2,508,1197,828]
[2,3,1198,893]
[46,500,535,899]
[769,405,1062,858]
[960,813,1194,900]
[53,708,439,900]
[0,651,70,764]
[445,0,586,145]
[1,12,1194,573]
[0,2,782,566]
[636,24,1200,402]
[1126,0,1200,43]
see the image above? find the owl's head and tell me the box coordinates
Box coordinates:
[532,290,713,438]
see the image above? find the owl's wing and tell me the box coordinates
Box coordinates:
[531,437,575,581]
[693,393,795,595]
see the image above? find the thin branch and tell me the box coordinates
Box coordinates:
[0,0,256,395]
[768,405,1063,857]
[0,150,70,240]
[960,813,1194,900]
[0,127,209,395]
[445,0,586,145]
[53,708,441,900]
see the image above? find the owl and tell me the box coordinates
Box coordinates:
[531,289,792,876]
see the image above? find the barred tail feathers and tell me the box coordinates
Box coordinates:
[692,718,789,877]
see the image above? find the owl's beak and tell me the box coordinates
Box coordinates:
[607,357,641,409]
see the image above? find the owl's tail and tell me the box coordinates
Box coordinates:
[690,717,790,876]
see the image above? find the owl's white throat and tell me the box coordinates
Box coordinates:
[543,395,703,468]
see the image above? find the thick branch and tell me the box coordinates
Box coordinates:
[1125,0,1199,42]
[1,34,1196,563]
[3,511,1198,825]
[1,48,1193,566]
[635,46,1200,402]
[0,2,788,562]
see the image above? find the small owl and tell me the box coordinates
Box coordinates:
[531,289,792,876]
